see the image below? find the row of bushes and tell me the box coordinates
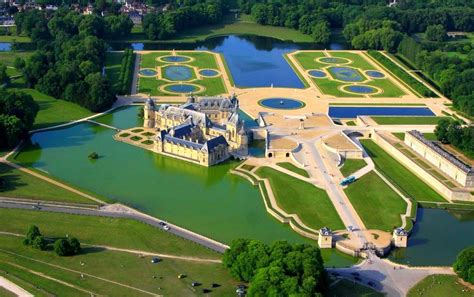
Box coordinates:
[117,48,135,95]
[367,50,437,98]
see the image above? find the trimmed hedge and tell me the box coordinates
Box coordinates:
[117,48,135,95]
[368,50,437,98]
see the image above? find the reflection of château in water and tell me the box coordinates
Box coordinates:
[144,94,248,166]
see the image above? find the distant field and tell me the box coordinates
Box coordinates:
[371,116,449,125]
[291,51,406,98]
[112,14,313,43]
[360,140,446,202]
[137,51,227,96]
[256,167,344,231]
[344,171,407,231]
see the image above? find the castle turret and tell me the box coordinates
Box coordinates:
[392,227,408,248]
[144,97,156,128]
[318,227,333,248]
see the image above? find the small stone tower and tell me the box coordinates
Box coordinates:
[318,227,333,248]
[144,97,156,128]
[392,227,408,248]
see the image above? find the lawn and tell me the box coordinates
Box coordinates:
[344,171,407,231]
[276,162,310,178]
[360,140,446,202]
[0,51,33,67]
[328,279,383,297]
[340,159,366,177]
[0,163,98,205]
[372,116,449,125]
[408,275,473,297]
[112,14,313,43]
[0,234,238,296]
[256,167,344,231]
[291,51,406,98]
[137,51,228,96]
[0,208,220,259]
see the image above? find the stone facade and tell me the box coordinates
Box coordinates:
[392,227,408,248]
[405,131,474,188]
[318,227,333,248]
[143,95,248,166]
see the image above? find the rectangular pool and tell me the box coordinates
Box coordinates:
[328,106,435,119]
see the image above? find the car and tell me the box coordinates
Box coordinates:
[163,225,170,231]
[158,221,166,227]
[151,257,161,263]
[191,282,201,287]
[347,226,353,231]
[236,288,245,295]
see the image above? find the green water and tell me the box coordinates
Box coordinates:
[15,106,356,266]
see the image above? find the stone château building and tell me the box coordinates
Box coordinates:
[405,130,474,188]
[143,95,248,166]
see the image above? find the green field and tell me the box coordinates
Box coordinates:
[361,140,446,202]
[408,274,473,297]
[291,51,406,98]
[276,162,310,178]
[0,208,219,259]
[0,163,97,205]
[112,14,312,44]
[372,116,449,125]
[0,234,238,296]
[340,159,366,177]
[137,51,227,96]
[256,167,344,231]
[328,279,383,297]
[345,171,407,231]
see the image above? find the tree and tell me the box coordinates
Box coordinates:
[434,118,451,143]
[311,22,330,44]
[425,24,447,42]
[13,57,26,70]
[453,246,474,284]
[32,235,47,250]
[0,115,22,148]
[23,225,42,245]
[54,238,70,256]
[68,237,81,254]
[0,63,9,85]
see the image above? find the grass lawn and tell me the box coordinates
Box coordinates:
[331,103,426,106]
[328,279,383,297]
[340,159,366,177]
[291,51,406,98]
[392,132,405,141]
[276,162,310,178]
[137,51,228,96]
[371,116,449,125]
[346,121,356,126]
[256,167,344,231]
[344,171,407,231]
[0,163,98,205]
[361,140,446,202]
[0,51,33,67]
[408,275,473,297]
[105,52,124,94]
[0,234,238,296]
[0,286,16,297]
[0,208,220,259]
[114,14,312,43]
[0,35,31,43]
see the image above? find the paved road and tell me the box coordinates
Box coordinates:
[328,251,455,297]
[0,199,228,253]
[0,276,33,297]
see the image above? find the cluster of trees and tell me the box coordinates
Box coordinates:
[453,246,473,284]
[238,1,474,45]
[0,89,38,149]
[398,37,474,116]
[434,119,473,157]
[23,225,81,256]
[117,48,134,95]
[143,2,226,40]
[13,9,131,112]
[223,239,325,296]
[344,19,403,52]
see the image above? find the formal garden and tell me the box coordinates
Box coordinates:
[137,51,228,96]
[289,51,408,98]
